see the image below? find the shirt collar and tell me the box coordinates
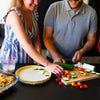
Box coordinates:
[64,0,72,11]
[64,0,85,14]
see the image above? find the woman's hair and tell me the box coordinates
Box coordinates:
[8,0,23,10]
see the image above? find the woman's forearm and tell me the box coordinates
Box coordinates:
[21,42,50,66]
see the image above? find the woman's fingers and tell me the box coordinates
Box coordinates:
[52,65,64,75]
[53,70,59,75]
[57,66,64,75]
[46,63,64,75]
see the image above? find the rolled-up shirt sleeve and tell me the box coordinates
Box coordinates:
[44,4,55,28]
[88,10,97,34]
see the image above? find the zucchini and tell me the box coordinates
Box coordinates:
[71,75,77,79]
[96,72,100,76]
[62,77,69,81]
[54,62,74,70]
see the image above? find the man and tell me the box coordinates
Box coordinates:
[43,0,97,64]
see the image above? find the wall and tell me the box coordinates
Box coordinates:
[0,0,11,23]
[37,0,62,48]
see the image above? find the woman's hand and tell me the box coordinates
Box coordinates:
[46,63,64,75]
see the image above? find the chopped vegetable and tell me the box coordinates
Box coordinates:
[96,72,100,75]
[62,77,69,81]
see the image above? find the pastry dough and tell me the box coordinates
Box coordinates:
[0,73,14,89]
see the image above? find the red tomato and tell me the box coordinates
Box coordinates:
[80,85,84,89]
[58,74,61,77]
[55,78,60,82]
[74,84,78,87]
[40,68,44,70]
[74,66,78,69]
[59,82,63,85]
[64,74,67,77]
[45,75,49,77]
[67,69,70,71]
[80,68,84,71]
[83,84,88,88]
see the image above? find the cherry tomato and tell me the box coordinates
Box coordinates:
[80,68,84,71]
[64,74,67,77]
[67,74,71,78]
[45,75,49,77]
[59,81,63,85]
[71,82,75,86]
[80,85,84,89]
[58,74,61,77]
[40,68,44,70]
[83,84,88,88]
[55,78,60,82]
[74,66,78,68]
[83,73,87,76]
[67,69,70,71]
[77,82,81,86]
[74,84,78,87]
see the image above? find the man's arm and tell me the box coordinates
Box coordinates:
[43,25,65,63]
[72,32,96,63]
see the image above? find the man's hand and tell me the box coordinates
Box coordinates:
[72,50,83,63]
[53,56,66,63]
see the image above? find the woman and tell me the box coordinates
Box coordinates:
[0,0,64,75]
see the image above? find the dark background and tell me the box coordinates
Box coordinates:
[0,24,4,48]
[37,0,62,49]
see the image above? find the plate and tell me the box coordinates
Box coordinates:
[0,69,18,93]
[15,65,52,85]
